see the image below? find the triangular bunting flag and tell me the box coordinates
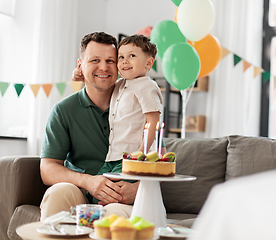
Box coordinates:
[42,84,53,97]
[262,71,271,84]
[152,60,157,72]
[30,84,41,97]
[171,0,182,6]
[234,54,242,66]
[254,66,263,78]
[0,82,10,96]
[243,60,251,72]
[14,84,25,97]
[70,81,84,93]
[221,47,231,59]
[56,82,66,96]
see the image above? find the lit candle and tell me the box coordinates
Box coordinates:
[158,123,164,157]
[155,121,160,152]
[144,123,150,155]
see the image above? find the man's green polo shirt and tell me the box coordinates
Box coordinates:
[41,87,110,175]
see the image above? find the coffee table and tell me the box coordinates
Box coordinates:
[104,173,196,228]
[17,221,191,240]
[16,222,91,240]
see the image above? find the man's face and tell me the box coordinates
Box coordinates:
[78,41,118,92]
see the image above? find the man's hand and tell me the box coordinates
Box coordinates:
[85,175,123,206]
[72,67,84,82]
[114,181,139,205]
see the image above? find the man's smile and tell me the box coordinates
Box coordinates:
[95,74,110,78]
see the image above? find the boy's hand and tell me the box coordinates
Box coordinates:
[72,67,84,82]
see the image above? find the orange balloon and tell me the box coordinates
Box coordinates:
[189,34,222,78]
[174,7,178,22]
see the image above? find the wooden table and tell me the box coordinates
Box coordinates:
[16,221,188,240]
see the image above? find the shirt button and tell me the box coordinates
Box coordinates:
[117,99,119,102]
[124,86,127,89]
[112,114,115,116]
[110,128,113,130]
[109,143,111,146]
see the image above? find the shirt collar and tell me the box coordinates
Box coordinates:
[79,87,95,108]
[79,87,109,114]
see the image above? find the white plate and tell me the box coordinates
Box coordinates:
[37,224,93,236]
[89,232,159,240]
[157,227,193,238]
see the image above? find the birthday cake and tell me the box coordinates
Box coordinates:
[122,151,176,177]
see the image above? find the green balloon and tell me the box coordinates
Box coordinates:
[171,0,182,6]
[150,20,187,59]
[162,43,200,90]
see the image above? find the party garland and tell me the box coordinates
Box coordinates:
[0,81,83,97]
[0,47,271,98]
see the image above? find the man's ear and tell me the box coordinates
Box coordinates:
[146,57,155,70]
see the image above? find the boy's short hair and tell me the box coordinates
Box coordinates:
[118,34,157,59]
[80,32,118,58]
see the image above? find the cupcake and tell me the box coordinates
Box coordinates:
[132,218,155,240]
[110,216,136,240]
[93,214,118,239]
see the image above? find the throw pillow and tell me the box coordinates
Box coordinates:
[161,137,228,214]
[226,135,276,180]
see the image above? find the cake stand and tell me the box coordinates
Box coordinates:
[103,173,196,228]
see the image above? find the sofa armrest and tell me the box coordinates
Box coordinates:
[0,156,48,240]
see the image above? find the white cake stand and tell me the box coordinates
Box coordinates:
[103,173,196,228]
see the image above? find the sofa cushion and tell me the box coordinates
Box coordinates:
[7,205,41,240]
[161,137,228,214]
[226,135,276,180]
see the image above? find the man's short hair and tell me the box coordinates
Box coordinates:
[118,34,157,59]
[80,32,118,58]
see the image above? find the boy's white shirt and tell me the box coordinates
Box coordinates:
[105,76,163,162]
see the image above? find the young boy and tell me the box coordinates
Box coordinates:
[107,34,163,160]
[90,34,165,203]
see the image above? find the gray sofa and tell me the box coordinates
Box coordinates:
[1,135,276,240]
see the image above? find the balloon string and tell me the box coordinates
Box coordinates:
[180,80,196,138]
[180,89,187,139]
[186,81,195,104]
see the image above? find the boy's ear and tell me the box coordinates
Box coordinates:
[146,57,155,70]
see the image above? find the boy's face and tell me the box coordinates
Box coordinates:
[118,44,154,80]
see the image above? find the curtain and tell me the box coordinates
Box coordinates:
[27,0,78,154]
[203,0,263,138]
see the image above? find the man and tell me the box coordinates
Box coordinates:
[40,32,139,221]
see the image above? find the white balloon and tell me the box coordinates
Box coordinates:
[177,0,215,42]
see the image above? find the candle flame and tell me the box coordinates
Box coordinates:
[161,122,164,128]
[145,123,150,129]
[156,121,160,130]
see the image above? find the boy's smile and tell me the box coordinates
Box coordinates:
[118,44,153,80]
